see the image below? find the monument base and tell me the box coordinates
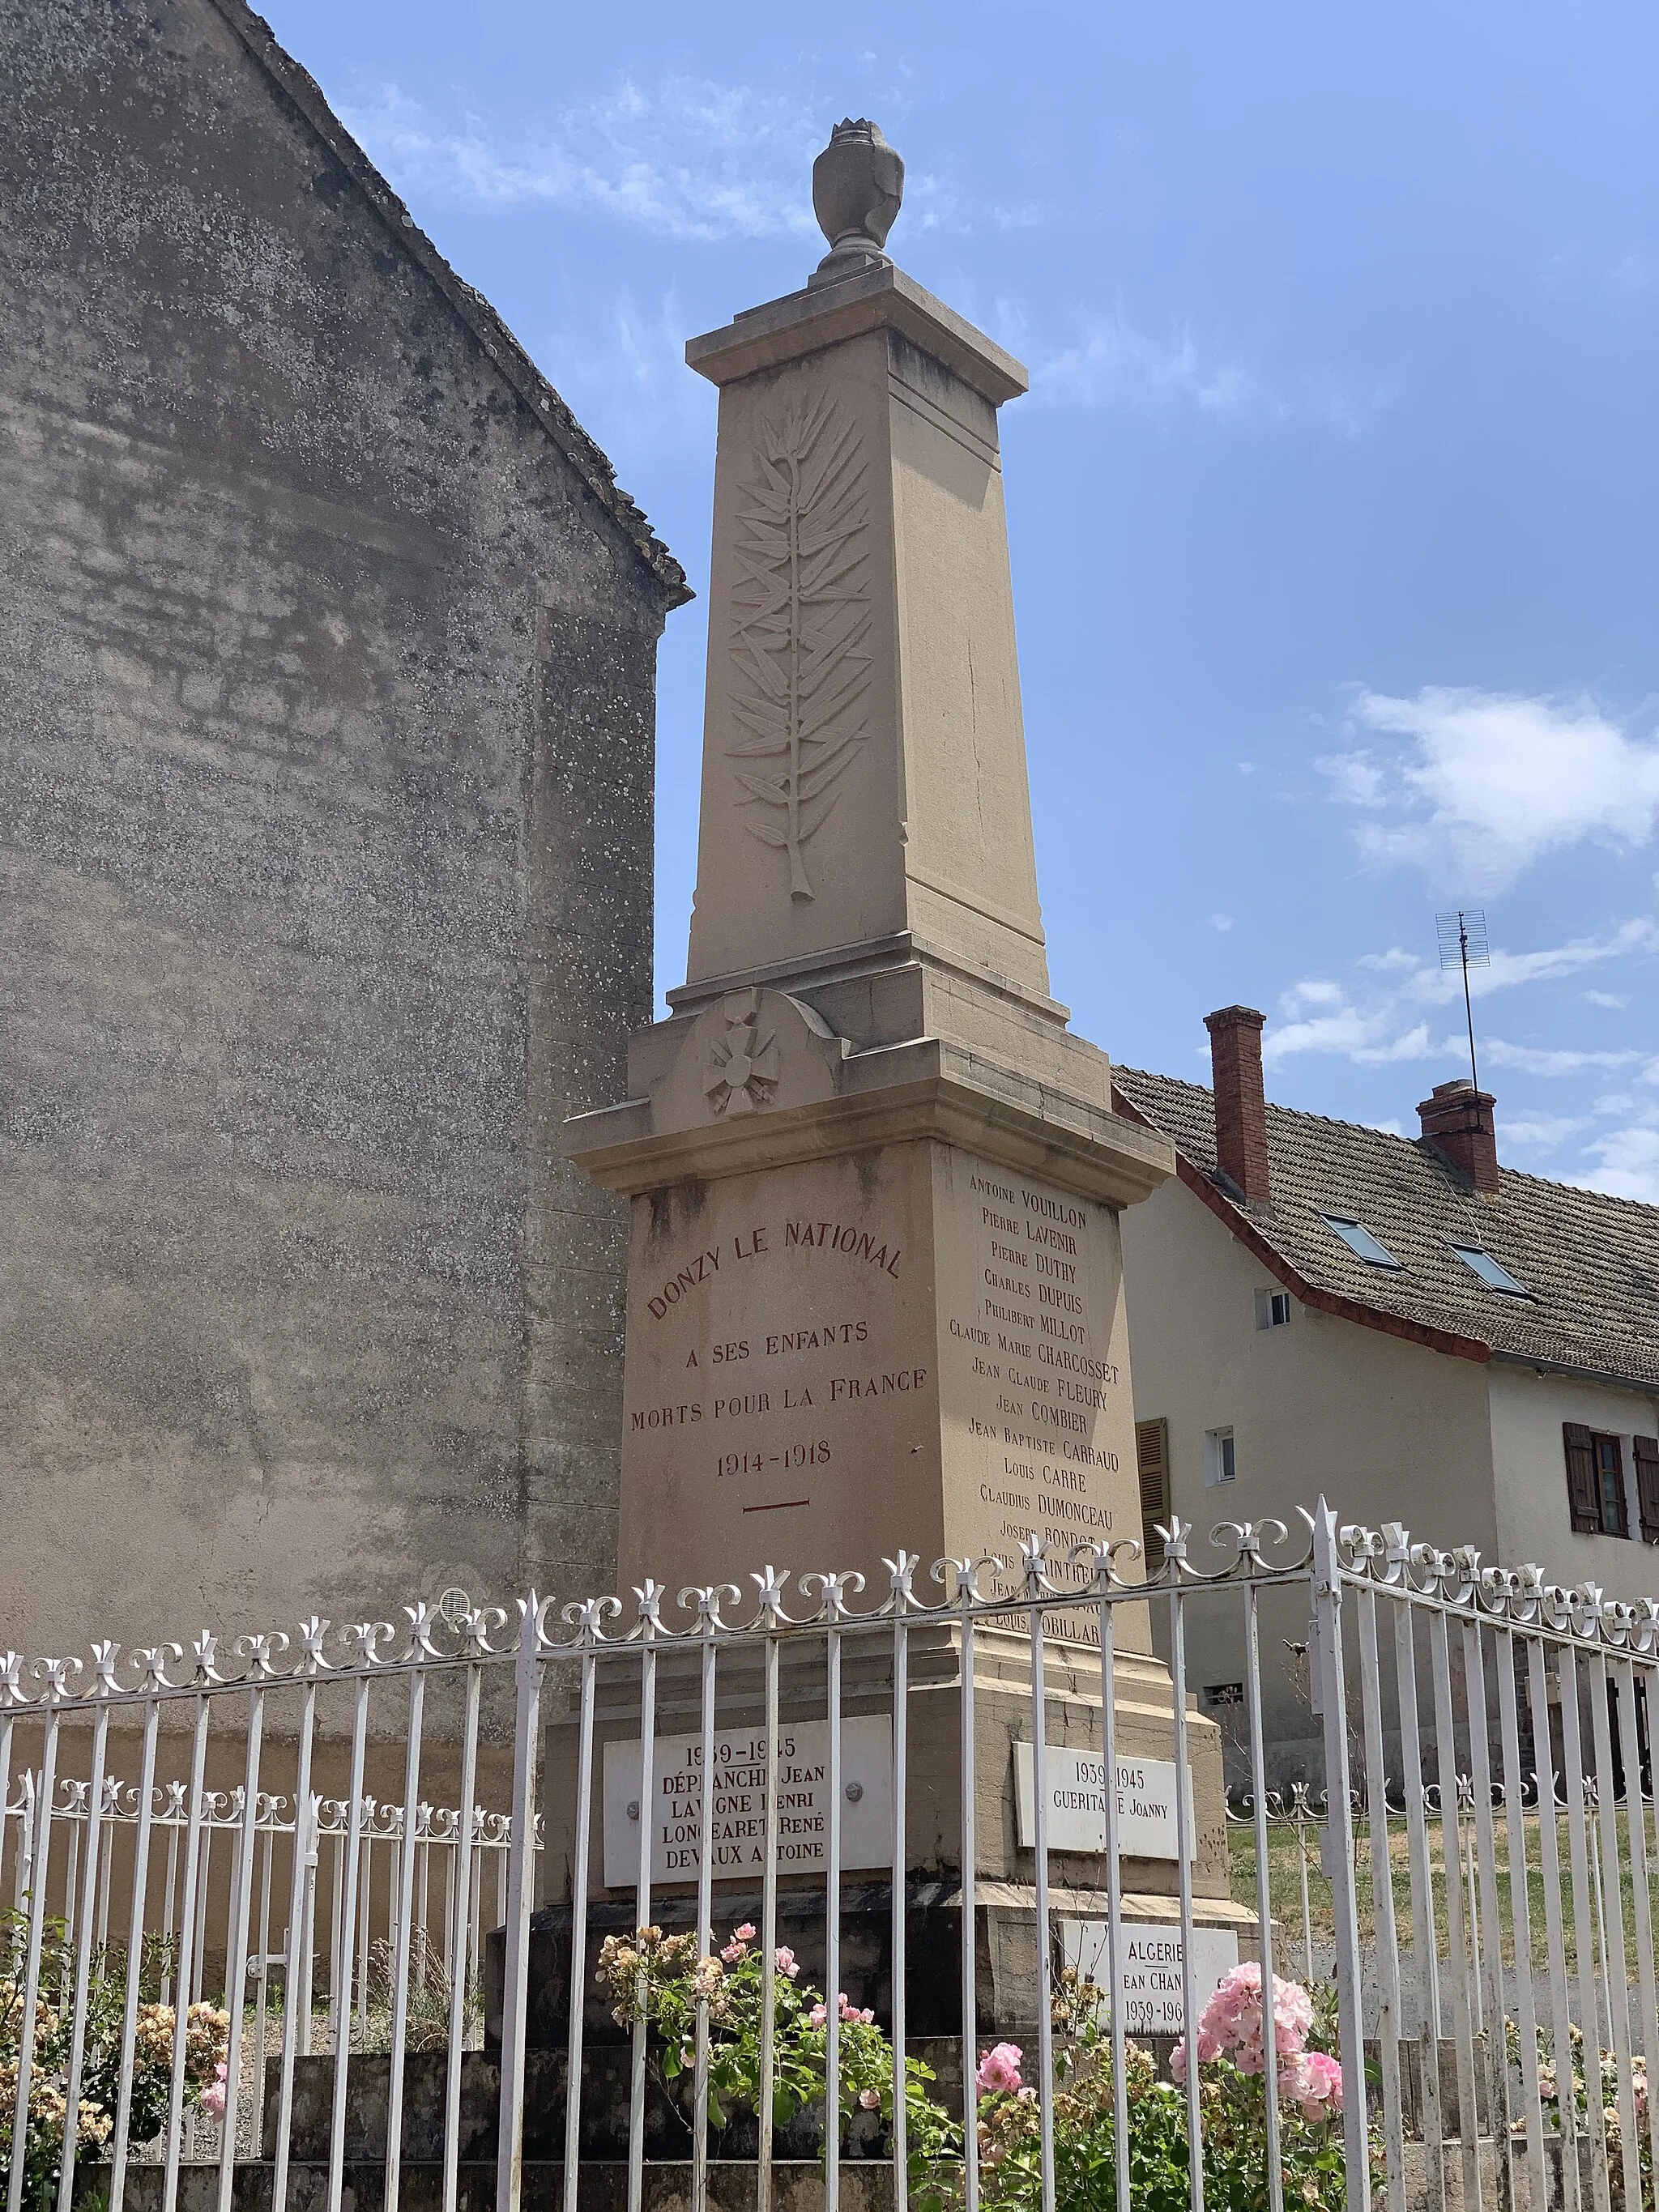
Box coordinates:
[487,1877,1256,2057]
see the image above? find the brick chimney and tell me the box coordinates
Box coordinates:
[1418,1079,1499,1193]
[1205,1005,1271,1204]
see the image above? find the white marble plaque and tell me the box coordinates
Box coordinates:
[1061,1919,1239,2035]
[603,1717,893,1889]
[1013,1743,1193,1863]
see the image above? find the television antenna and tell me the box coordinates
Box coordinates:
[1436,909,1490,1093]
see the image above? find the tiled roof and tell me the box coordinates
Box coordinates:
[1111,1067,1659,1393]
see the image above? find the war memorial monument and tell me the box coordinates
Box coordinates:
[548,122,1243,2038]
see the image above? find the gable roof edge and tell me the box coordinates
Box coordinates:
[1110,1080,1493,1367]
[209,0,692,610]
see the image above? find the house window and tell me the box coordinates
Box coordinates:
[1564,1423,1629,1538]
[1449,1243,1530,1298]
[1255,1289,1292,1330]
[1320,1214,1403,1269]
[1205,1426,1237,1487]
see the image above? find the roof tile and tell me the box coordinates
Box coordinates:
[1111,1067,1659,1392]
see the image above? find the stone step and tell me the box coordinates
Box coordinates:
[91,2163,893,2212]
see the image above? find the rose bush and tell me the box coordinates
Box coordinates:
[971,1963,1379,2212]
[1,1912,230,2211]
[601,1926,1377,2212]
[599,1923,962,2210]
[1510,2018,1653,2211]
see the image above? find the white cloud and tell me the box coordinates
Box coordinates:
[1577,1114,1659,1203]
[339,79,830,241]
[1209,913,1235,931]
[1501,1113,1589,1152]
[1260,918,1656,1081]
[1585,989,1628,1008]
[1030,308,1260,417]
[537,288,715,454]
[1316,688,1659,892]
[1478,1038,1644,1078]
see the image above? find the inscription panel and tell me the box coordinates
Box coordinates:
[603,1717,894,1888]
[933,1150,1141,1633]
[616,1148,940,1595]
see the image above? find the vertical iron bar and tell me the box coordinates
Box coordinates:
[161,1696,213,2212]
[1526,1636,1580,2212]
[890,1608,909,2212]
[1495,1630,1546,2212]
[1459,1623,1514,2195]
[273,1681,318,2212]
[1030,1589,1056,2212]
[326,1677,373,2212]
[443,1661,483,2212]
[1427,1606,1482,2212]
[1617,1654,1659,2198]
[627,1626,658,2212]
[497,1600,544,2212]
[1589,1654,1640,2212]
[1311,1506,1371,2212]
[1557,1647,1610,2212]
[1168,1579,1203,2212]
[1356,1590,1404,2212]
[692,1630,718,2212]
[111,1694,162,2212]
[9,1707,62,2212]
[825,1622,842,2212]
[560,1647,596,2212]
[961,1588,981,2212]
[758,1631,782,2212]
[386,1664,429,2212]
[217,1688,267,2212]
[56,1703,110,2212]
[1099,1581,1130,2212]
[252,1821,274,2157]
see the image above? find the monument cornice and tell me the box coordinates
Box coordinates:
[685,262,1029,407]
[564,1049,1174,1209]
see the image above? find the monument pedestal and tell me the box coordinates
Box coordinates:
[556,118,1238,2052]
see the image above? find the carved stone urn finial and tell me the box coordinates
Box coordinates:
[810,118,904,289]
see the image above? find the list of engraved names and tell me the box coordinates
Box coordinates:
[940,1160,1131,1617]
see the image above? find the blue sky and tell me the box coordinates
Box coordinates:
[266,0,1659,1200]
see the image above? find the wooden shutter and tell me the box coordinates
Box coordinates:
[1136,1417,1171,1573]
[1564,1422,1600,1534]
[1636,1436,1659,1546]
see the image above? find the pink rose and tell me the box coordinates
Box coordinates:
[202,2061,228,2121]
[720,1941,744,1963]
[975,2043,1024,2095]
[1281,2049,1342,2120]
[775,1946,800,1978]
[809,2003,828,2029]
[733,1924,756,1941]
[859,2087,881,2110]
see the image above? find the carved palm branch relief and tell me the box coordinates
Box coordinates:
[727,392,871,899]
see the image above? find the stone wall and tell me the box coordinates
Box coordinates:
[0,0,685,1656]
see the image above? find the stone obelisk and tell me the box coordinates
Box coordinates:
[566,122,1175,1633]
[553,122,1243,2007]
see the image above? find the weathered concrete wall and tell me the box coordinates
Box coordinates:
[0,0,683,1656]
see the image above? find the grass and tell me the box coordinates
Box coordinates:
[1228,1804,1659,1984]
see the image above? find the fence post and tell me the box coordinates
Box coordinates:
[497,1595,544,2212]
[1312,1501,1371,2212]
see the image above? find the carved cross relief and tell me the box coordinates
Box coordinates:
[726,392,871,901]
[702,991,782,1117]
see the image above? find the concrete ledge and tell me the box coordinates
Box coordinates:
[90,2161,895,2212]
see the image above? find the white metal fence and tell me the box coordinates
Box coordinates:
[4,1505,1659,2212]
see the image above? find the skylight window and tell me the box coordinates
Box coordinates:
[1450,1243,1530,1298]
[1320,1214,1403,1270]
